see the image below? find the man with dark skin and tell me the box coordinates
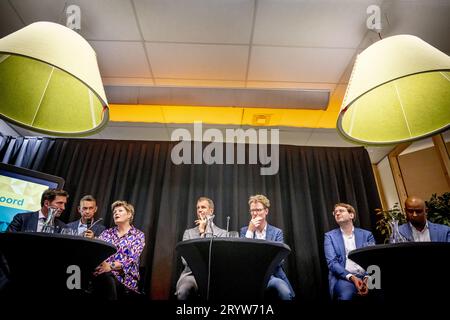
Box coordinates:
[399,196,450,242]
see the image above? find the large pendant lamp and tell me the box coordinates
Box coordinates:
[0,21,108,136]
[337,35,450,145]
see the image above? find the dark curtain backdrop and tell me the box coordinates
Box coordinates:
[0,135,381,301]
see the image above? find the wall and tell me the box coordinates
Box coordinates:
[376,156,400,209]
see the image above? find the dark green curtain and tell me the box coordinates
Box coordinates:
[0,136,381,301]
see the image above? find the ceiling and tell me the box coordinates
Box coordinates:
[0,0,449,163]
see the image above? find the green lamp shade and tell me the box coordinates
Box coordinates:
[337,35,450,145]
[0,21,108,136]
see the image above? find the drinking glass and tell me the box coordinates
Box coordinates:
[60,228,75,235]
[227,231,239,238]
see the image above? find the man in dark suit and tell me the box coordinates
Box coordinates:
[240,194,295,300]
[399,196,450,242]
[7,189,68,233]
[175,197,227,300]
[66,195,105,238]
[324,203,375,300]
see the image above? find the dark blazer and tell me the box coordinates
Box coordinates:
[324,227,375,297]
[240,224,295,297]
[7,211,66,233]
[399,221,450,242]
[66,219,106,237]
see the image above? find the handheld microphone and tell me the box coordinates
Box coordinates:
[88,218,104,230]
[45,207,57,225]
[86,218,92,229]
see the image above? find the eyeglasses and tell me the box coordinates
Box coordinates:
[332,208,348,216]
[250,208,265,213]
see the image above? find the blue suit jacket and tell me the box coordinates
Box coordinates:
[66,219,106,237]
[324,227,375,297]
[6,211,66,232]
[240,224,295,297]
[399,221,450,242]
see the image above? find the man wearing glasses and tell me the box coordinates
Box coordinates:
[324,203,375,300]
[240,194,295,300]
[399,196,450,242]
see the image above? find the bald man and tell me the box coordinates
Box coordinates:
[399,196,450,242]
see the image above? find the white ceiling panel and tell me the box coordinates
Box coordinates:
[89,41,152,78]
[69,0,141,40]
[134,0,254,43]
[366,146,395,164]
[382,0,450,53]
[254,0,382,48]
[248,46,355,83]
[99,125,169,141]
[246,81,336,92]
[154,79,246,87]
[0,119,19,137]
[105,86,140,104]
[0,1,24,38]
[102,77,154,86]
[306,128,355,147]
[146,43,249,80]
[10,0,66,25]
[279,128,313,146]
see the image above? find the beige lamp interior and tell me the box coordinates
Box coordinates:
[0,21,108,136]
[337,35,450,145]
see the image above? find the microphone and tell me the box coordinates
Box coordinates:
[226,216,230,234]
[88,218,103,230]
[204,215,215,237]
[86,218,92,229]
[45,207,57,225]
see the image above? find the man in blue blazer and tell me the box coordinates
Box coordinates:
[399,196,450,242]
[66,195,105,238]
[324,203,375,300]
[240,194,295,300]
[7,189,68,233]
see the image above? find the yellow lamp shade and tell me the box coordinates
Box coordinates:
[337,35,450,145]
[0,21,108,136]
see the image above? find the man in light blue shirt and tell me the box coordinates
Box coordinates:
[399,196,450,242]
[66,195,105,238]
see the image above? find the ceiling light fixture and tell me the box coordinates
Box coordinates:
[0,21,108,136]
[337,35,450,145]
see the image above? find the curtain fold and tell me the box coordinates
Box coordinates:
[0,136,381,301]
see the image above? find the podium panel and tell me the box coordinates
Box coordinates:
[348,242,450,301]
[176,237,291,301]
[0,232,116,297]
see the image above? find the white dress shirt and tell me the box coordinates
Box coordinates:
[410,222,431,242]
[245,223,267,240]
[37,210,46,232]
[341,227,365,279]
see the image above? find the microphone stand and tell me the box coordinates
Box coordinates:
[206,215,215,301]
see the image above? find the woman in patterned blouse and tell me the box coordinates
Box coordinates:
[93,200,145,299]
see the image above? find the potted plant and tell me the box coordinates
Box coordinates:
[375,203,406,243]
[426,192,450,226]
